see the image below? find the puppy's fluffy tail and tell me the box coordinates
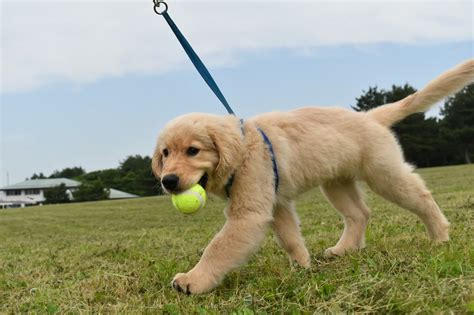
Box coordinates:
[367,59,474,127]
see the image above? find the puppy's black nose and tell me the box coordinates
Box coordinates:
[162,174,179,191]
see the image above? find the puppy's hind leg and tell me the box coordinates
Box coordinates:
[321,180,370,257]
[364,162,449,243]
[272,201,311,268]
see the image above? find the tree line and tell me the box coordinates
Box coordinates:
[31,155,161,203]
[31,83,473,203]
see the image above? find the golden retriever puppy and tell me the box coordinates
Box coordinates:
[152,59,474,294]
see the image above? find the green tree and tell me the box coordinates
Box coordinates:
[35,156,161,198]
[76,155,161,196]
[49,167,86,179]
[79,169,121,189]
[352,84,443,167]
[352,87,386,112]
[118,155,161,196]
[120,155,151,173]
[73,181,110,202]
[352,84,416,111]
[44,183,70,204]
[440,84,474,164]
[31,173,46,179]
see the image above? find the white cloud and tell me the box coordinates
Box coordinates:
[1,0,472,93]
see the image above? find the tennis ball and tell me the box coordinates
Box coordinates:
[171,184,207,214]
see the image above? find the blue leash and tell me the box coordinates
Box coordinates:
[153,1,235,115]
[153,1,279,195]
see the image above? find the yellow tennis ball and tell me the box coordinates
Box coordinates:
[171,184,207,214]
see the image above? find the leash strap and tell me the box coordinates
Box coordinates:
[153,1,235,115]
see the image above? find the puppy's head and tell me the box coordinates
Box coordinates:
[152,113,243,194]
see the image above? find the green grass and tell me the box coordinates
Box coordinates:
[1,165,473,313]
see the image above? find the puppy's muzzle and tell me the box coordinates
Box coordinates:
[162,174,180,192]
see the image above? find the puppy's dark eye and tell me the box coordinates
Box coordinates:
[163,149,169,157]
[186,147,200,156]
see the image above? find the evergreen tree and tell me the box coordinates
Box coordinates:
[440,84,474,164]
[31,173,46,180]
[352,86,387,112]
[118,155,161,196]
[49,167,86,179]
[73,181,110,202]
[44,183,70,204]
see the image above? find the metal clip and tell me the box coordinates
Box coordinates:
[153,0,168,15]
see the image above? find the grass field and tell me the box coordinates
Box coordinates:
[1,165,473,313]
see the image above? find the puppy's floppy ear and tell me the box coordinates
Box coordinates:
[151,147,163,179]
[208,120,243,180]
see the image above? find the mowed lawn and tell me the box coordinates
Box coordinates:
[1,165,473,313]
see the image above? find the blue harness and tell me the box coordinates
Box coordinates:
[224,127,280,198]
[154,1,279,197]
[257,128,280,192]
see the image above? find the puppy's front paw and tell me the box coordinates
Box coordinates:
[171,273,191,295]
[290,248,311,269]
[324,244,363,258]
[171,271,217,295]
[324,246,345,258]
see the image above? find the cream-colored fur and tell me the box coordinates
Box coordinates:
[152,59,474,294]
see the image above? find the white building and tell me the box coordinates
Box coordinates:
[0,178,139,208]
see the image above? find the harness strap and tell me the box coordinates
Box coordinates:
[224,174,235,198]
[257,128,280,192]
[225,127,279,198]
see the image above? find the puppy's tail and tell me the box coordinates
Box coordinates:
[367,59,474,127]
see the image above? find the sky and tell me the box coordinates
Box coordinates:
[0,0,473,187]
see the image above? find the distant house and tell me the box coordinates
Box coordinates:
[0,178,139,208]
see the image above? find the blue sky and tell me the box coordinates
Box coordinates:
[1,1,473,187]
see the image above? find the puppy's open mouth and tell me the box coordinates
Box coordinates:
[198,173,208,189]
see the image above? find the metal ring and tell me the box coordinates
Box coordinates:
[153,1,168,15]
